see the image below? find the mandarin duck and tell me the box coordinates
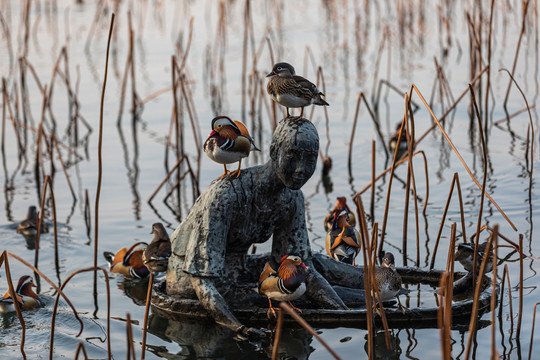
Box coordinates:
[0,275,41,312]
[266,62,329,119]
[389,122,408,152]
[143,223,171,273]
[324,197,356,232]
[325,209,361,265]
[257,255,308,318]
[455,242,493,273]
[203,115,259,180]
[373,252,402,301]
[17,205,49,235]
[104,242,150,279]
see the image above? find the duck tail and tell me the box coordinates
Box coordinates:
[313,94,329,106]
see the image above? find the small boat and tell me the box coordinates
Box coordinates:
[151,253,497,329]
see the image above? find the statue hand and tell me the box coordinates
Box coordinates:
[234,325,268,341]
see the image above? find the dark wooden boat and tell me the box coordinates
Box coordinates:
[151,253,497,329]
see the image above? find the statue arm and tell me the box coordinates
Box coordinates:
[190,276,266,338]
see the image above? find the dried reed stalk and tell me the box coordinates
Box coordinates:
[348,91,389,173]
[6,252,83,334]
[490,233,499,359]
[73,342,89,360]
[503,0,532,108]
[49,267,111,360]
[468,84,489,282]
[93,12,115,277]
[430,173,467,269]
[141,272,154,360]
[517,235,523,339]
[126,313,136,360]
[464,226,497,359]
[527,301,540,360]
[278,302,342,360]
[354,196,374,358]
[413,67,487,147]
[409,85,516,231]
[116,12,135,125]
[271,304,284,360]
[0,251,27,358]
[376,114,403,256]
[32,175,59,269]
[498,265,514,346]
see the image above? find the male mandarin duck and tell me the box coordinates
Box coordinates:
[143,223,172,273]
[0,275,41,312]
[103,242,150,279]
[325,209,361,265]
[324,197,356,232]
[389,122,408,152]
[257,255,308,318]
[455,242,493,273]
[17,205,49,235]
[266,62,329,119]
[373,252,402,301]
[203,115,259,180]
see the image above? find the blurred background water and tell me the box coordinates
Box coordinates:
[0,0,539,358]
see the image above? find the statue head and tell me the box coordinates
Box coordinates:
[270,118,319,190]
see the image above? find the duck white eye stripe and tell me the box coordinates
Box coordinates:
[21,277,32,288]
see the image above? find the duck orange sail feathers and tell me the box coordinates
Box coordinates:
[325,209,361,265]
[0,275,41,312]
[257,255,308,318]
[104,242,150,279]
[203,116,259,180]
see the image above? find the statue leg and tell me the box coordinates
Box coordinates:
[304,265,348,310]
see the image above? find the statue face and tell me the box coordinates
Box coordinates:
[274,143,318,190]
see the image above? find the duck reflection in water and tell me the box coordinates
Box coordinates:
[364,330,401,359]
[116,278,149,306]
[145,314,314,359]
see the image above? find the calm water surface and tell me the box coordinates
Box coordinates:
[0,1,539,358]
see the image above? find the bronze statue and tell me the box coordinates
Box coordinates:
[166,118,347,338]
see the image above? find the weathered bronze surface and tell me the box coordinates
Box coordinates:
[166,118,347,335]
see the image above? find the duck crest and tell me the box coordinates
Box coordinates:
[278,257,307,292]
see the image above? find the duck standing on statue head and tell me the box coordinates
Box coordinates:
[257,255,309,318]
[143,223,172,274]
[204,115,259,180]
[266,62,329,119]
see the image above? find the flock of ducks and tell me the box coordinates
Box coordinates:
[3,62,493,319]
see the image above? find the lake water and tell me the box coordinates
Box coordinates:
[0,0,539,358]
